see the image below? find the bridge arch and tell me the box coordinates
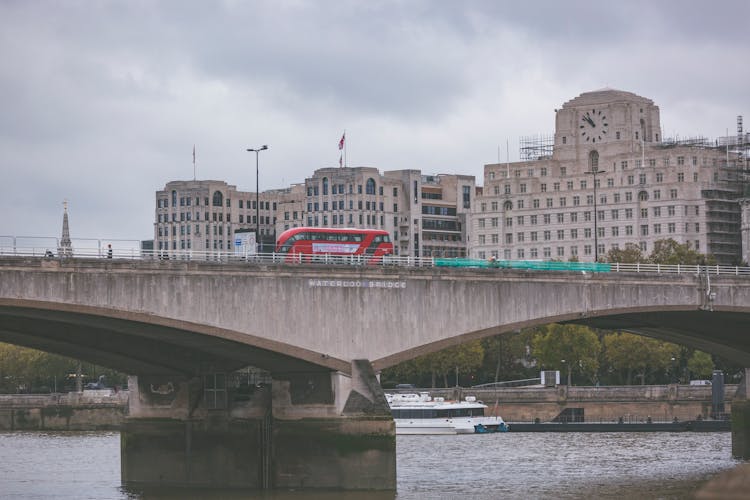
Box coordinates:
[0,299,346,377]
[1,258,750,377]
[372,304,750,371]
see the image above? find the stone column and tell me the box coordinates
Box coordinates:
[271,360,396,490]
[732,368,750,459]
[121,374,270,488]
[121,362,396,491]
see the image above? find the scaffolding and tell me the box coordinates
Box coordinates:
[519,134,554,161]
[655,136,713,149]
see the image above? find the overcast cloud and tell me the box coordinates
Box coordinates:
[1,0,748,241]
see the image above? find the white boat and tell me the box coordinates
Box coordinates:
[386,392,508,435]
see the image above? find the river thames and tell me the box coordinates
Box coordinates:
[0,431,738,499]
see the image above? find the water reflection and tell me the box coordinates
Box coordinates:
[0,431,738,499]
[123,488,395,500]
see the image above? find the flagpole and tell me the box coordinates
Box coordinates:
[344,130,347,168]
[193,145,196,181]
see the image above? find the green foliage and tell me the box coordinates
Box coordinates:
[382,340,484,388]
[0,343,127,393]
[531,324,600,385]
[648,238,716,265]
[382,327,731,388]
[478,331,537,384]
[605,244,647,264]
[687,350,714,379]
[602,333,679,385]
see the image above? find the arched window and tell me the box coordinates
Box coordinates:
[503,201,513,211]
[171,190,177,207]
[366,178,376,195]
[640,118,646,143]
[588,150,599,170]
[322,177,329,195]
[212,191,223,207]
[638,190,649,201]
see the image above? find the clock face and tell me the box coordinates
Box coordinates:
[580,108,609,143]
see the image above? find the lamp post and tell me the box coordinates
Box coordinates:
[586,168,605,262]
[246,145,268,253]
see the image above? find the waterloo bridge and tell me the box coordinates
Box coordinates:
[1,255,750,490]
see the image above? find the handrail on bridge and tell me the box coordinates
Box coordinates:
[2,235,750,276]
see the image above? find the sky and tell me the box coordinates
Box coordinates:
[1,0,748,242]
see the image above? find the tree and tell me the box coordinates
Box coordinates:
[602,333,679,385]
[531,324,600,385]
[605,243,646,264]
[479,330,537,384]
[649,238,716,265]
[0,342,128,393]
[687,350,714,380]
[384,340,485,388]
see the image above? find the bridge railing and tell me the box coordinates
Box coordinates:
[610,262,750,276]
[2,235,750,275]
[0,237,436,267]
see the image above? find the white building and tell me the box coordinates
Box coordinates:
[471,89,744,264]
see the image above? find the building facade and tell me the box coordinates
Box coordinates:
[154,180,279,254]
[155,170,476,258]
[300,167,475,257]
[471,89,744,264]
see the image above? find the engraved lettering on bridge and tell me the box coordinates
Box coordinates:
[308,279,406,289]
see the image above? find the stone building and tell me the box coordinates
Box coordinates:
[741,197,750,265]
[154,180,279,254]
[155,169,476,258]
[471,89,745,264]
[301,167,475,257]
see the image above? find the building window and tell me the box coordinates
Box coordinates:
[212,191,223,207]
[589,150,604,172]
[366,178,376,195]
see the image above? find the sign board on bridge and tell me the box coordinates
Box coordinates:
[234,231,257,256]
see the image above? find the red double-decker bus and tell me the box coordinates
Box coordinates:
[275,227,393,262]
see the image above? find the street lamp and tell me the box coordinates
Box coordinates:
[586,168,605,262]
[246,145,268,253]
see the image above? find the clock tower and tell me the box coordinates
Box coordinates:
[552,88,662,167]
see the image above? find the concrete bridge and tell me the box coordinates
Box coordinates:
[1,256,750,489]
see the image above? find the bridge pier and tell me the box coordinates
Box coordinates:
[121,360,395,490]
[732,368,750,459]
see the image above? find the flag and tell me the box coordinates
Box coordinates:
[339,154,342,167]
[338,132,345,150]
[192,145,195,164]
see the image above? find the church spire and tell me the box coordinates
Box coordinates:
[58,200,73,258]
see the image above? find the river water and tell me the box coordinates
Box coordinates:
[0,431,739,499]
